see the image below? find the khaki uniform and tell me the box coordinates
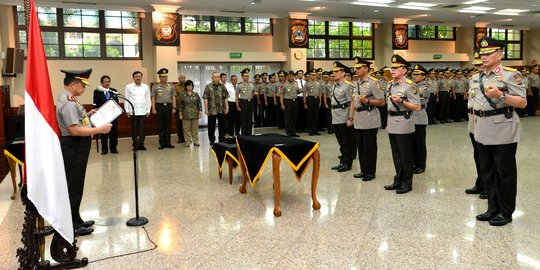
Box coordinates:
[331,80,354,167]
[152,83,176,147]
[303,81,321,134]
[387,79,421,134]
[438,78,452,122]
[282,81,301,136]
[236,81,256,135]
[266,83,278,126]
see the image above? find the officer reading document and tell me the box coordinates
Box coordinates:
[56,69,112,236]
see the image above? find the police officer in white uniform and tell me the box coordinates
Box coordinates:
[411,64,429,174]
[471,37,527,226]
[331,61,354,172]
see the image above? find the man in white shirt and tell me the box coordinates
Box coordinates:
[225,74,240,136]
[125,71,151,151]
[295,70,307,133]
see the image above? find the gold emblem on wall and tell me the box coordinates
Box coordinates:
[153,12,180,46]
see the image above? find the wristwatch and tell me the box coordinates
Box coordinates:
[500,93,506,101]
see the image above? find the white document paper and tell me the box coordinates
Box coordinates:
[90,99,123,127]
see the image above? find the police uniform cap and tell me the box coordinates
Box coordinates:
[472,49,482,65]
[478,36,506,55]
[157,68,168,76]
[391,54,410,68]
[456,69,463,74]
[269,73,276,79]
[61,68,92,85]
[277,70,286,77]
[332,61,348,72]
[443,67,451,73]
[354,56,372,68]
[295,70,304,75]
[287,70,296,76]
[316,68,323,74]
[322,71,330,77]
[240,68,251,76]
[412,64,427,75]
[428,68,436,74]
[310,69,317,75]
[254,74,261,79]
[261,72,268,77]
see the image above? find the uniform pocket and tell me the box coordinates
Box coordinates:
[492,114,512,124]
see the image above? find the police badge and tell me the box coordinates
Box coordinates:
[152,12,180,46]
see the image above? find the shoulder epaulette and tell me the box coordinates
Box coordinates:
[345,81,352,85]
[405,79,414,84]
[67,95,77,101]
[369,76,377,81]
[504,67,517,72]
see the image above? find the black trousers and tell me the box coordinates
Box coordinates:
[254,99,263,127]
[451,93,465,121]
[478,142,518,217]
[227,101,241,136]
[388,133,414,189]
[296,98,306,132]
[306,96,320,133]
[240,99,254,135]
[156,103,173,146]
[284,99,298,136]
[208,113,226,143]
[413,125,427,170]
[325,98,334,132]
[469,133,485,190]
[130,115,147,147]
[61,136,91,230]
[174,110,185,143]
[334,123,355,166]
[427,93,437,123]
[355,128,378,175]
[527,87,539,116]
[266,100,276,126]
[379,105,388,128]
[439,91,450,122]
[100,119,118,153]
[277,101,285,129]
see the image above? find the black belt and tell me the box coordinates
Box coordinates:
[240,98,252,102]
[157,103,169,105]
[332,103,350,109]
[355,105,374,112]
[284,98,296,101]
[421,104,426,109]
[470,107,514,118]
[308,96,319,99]
[389,111,412,119]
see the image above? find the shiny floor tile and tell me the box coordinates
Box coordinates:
[1,119,540,269]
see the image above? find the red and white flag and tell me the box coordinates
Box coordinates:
[25,0,73,243]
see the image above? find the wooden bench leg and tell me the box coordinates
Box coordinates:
[239,150,247,194]
[311,150,321,210]
[227,157,234,185]
[272,152,282,217]
[8,159,17,200]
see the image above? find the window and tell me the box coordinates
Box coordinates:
[181,15,272,35]
[488,28,523,60]
[408,24,455,40]
[214,16,241,33]
[14,6,141,59]
[245,17,271,34]
[307,20,374,60]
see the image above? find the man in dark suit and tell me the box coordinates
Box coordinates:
[93,75,119,154]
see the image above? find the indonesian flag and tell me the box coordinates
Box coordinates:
[25,0,73,243]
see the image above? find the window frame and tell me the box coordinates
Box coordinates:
[14,7,143,60]
[180,15,273,36]
[408,24,456,41]
[307,20,375,60]
[488,28,523,60]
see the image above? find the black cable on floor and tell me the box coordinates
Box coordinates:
[88,226,158,264]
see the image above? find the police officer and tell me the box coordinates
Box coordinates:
[203,72,229,145]
[350,57,385,181]
[452,69,468,122]
[57,69,112,236]
[236,68,257,135]
[411,64,429,174]
[303,69,322,136]
[472,37,527,226]
[527,66,539,116]
[378,68,390,129]
[295,70,307,133]
[330,61,354,172]
[384,55,421,194]
[254,74,263,127]
[281,70,302,137]
[426,69,439,125]
[276,70,287,129]
[465,49,488,200]
[258,72,269,126]
[152,68,176,149]
[438,68,453,123]
[322,71,335,134]
[265,73,278,127]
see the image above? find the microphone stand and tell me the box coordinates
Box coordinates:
[108,90,148,226]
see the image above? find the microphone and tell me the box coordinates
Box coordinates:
[97,86,119,96]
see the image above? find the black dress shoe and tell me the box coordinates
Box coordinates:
[479,191,488,199]
[111,150,119,154]
[158,146,164,150]
[331,164,344,170]
[465,186,483,194]
[362,174,375,181]
[82,220,95,228]
[476,211,497,221]
[308,133,314,136]
[489,214,512,226]
[384,183,401,190]
[166,144,175,148]
[291,134,300,137]
[413,168,425,174]
[139,145,147,151]
[101,152,108,155]
[75,227,94,236]
[313,132,321,135]
[396,187,412,194]
[337,165,351,172]
[353,173,365,178]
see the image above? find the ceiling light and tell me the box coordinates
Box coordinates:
[462,6,495,11]
[494,12,520,16]
[351,2,390,7]
[460,10,487,14]
[462,0,488,4]
[357,0,395,3]
[398,5,431,10]
[401,2,438,7]
[498,9,529,13]
[373,9,379,12]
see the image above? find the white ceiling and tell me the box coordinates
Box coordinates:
[2,0,540,29]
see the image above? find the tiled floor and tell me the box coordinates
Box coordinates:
[1,118,540,269]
